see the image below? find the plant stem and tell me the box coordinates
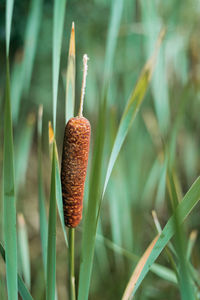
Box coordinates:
[69,228,76,300]
[78,54,89,117]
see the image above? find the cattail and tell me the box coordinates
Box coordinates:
[61,54,90,228]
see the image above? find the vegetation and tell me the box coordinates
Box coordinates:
[0,1,200,299]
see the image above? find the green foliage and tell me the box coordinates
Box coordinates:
[1,0,200,299]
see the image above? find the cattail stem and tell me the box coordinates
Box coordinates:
[69,228,76,300]
[78,54,89,117]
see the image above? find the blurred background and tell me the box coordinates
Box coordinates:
[1,0,200,299]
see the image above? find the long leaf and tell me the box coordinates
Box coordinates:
[17,214,31,289]
[103,0,124,84]
[78,2,124,297]
[52,0,67,132]
[167,168,195,299]
[15,114,35,191]
[48,122,68,246]
[3,60,17,300]
[55,152,68,246]
[95,233,177,285]
[127,175,200,298]
[65,22,75,123]
[23,0,43,95]
[103,29,165,197]
[122,236,159,300]
[78,97,107,300]
[11,0,43,123]
[38,105,48,272]
[46,142,57,300]
[6,0,14,56]
[0,242,33,300]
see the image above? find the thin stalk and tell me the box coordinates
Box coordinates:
[78,54,89,117]
[69,228,76,300]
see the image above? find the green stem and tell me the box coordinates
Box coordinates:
[69,228,76,300]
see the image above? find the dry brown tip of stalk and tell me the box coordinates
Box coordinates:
[38,105,43,119]
[69,22,75,57]
[190,230,198,242]
[152,210,159,227]
[18,213,25,227]
[48,121,54,144]
[78,54,89,117]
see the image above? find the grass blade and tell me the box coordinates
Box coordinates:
[48,122,68,246]
[55,149,68,246]
[78,97,107,300]
[3,60,17,300]
[95,233,177,284]
[167,168,195,299]
[46,142,57,300]
[17,276,34,300]
[6,0,14,56]
[0,242,33,300]
[11,0,43,123]
[38,105,48,272]
[10,52,23,122]
[103,29,165,197]
[65,22,75,123]
[78,28,165,300]
[141,0,170,134]
[52,0,67,133]
[187,230,198,261]
[17,214,31,289]
[103,0,124,83]
[23,0,43,95]
[127,175,200,298]
[122,236,159,300]
[15,113,35,191]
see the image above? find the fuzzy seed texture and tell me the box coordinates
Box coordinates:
[61,116,91,228]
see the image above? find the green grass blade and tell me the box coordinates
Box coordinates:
[11,0,43,123]
[48,123,68,246]
[103,29,165,197]
[78,28,165,300]
[129,175,200,298]
[15,114,35,191]
[17,214,31,289]
[0,242,33,300]
[38,106,48,272]
[55,151,68,246]
[78,98,107,300]
[141,0,170,134]
[52,0,67,133]
[150,264,177,285]
[103,0,124,83]
[167,168,195,299]
[23,0,43,95]
[10,53,23,123]
[3,61,17,300]
[46,142,57,300]
[17,276,34,300]
[65,22,75,123]
[6,0,14,56]
[95,233,177,285]
[187,230,197,261]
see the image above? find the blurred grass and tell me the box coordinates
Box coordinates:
[1,0,200,299]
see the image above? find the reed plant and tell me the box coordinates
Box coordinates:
[1,1,200,300]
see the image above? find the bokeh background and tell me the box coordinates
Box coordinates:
[1,0,200,299]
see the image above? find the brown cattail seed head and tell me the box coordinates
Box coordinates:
[61,116,91,228]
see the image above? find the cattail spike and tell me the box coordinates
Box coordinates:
[61,117,91,227]
[78,54,89,117]
[62,53,90,228]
